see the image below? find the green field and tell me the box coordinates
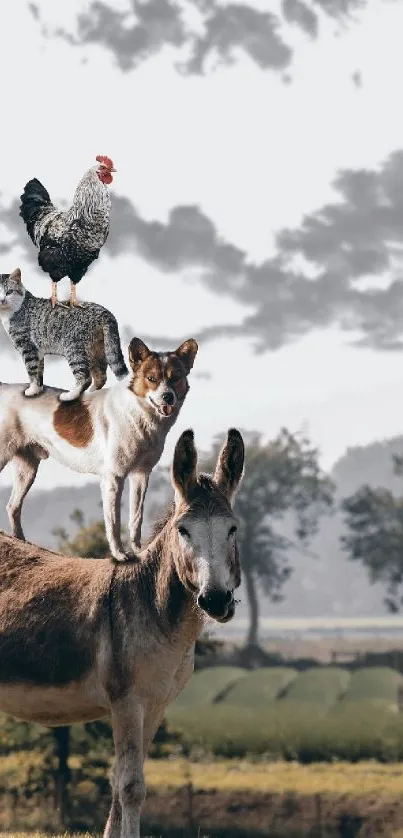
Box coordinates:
[166,664,403,760]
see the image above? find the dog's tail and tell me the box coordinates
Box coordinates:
[103,315,129,380]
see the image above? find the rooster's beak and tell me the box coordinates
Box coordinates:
[110,167,117,173]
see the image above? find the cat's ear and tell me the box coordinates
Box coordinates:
[9,268,21,283]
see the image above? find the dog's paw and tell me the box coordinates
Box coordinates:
[111,550,138,563]
[24,383,43,397]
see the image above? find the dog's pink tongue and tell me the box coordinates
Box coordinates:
[162,404,173,416]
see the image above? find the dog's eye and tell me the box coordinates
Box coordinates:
[228,525,237,537]
[178,525,190,539]
[147,375,157,383]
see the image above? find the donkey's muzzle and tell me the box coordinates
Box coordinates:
[197,589,234,622]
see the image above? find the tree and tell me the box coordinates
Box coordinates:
[53,508,115,558]
[341,455,403,613]
[202,428,334,648]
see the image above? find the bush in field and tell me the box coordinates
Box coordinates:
[167,702,326,759]
[222,667,298,706]
[166,700,403,762]
[281,667,350,707]
[343,667,403,704]
[172,667,247,708]
[0,714,51,755]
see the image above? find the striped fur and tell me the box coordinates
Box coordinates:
[0,272,128,401]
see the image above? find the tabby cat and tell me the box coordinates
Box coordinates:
[0,268,128,401]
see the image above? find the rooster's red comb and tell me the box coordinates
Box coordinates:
[96,155,115,170]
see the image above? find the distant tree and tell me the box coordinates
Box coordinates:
[341,455,403,612]
[202,429,334,648]
[53,507,114,558]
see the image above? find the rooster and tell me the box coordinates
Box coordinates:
[19,155,116,307]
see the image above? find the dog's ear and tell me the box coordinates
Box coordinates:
[174,339,198,375]
[128,338,151,370]
[9,268,21,283]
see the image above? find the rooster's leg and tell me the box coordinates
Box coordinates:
[51,281,68,308]
[69,281,84,308]
[51,282,58,308]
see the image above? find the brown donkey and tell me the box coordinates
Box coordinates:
[0,427,244,838]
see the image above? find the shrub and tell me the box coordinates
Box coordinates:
[167,698,403,762]
[222,667,298,706]
[343,667,403,704]
[281,667,350,708]
[172,667,247,708]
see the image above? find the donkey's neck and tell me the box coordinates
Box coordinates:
[114,525,204,645]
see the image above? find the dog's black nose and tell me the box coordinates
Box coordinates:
[162,391,175,405]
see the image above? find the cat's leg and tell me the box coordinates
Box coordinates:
[90,359,108,392]
[6,447,40,540]
[38,356,44,388]
[61,345,92,402]
[16,339,43,397]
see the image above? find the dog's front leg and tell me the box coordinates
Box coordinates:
[128,472,149,552]
[100,474,132,562]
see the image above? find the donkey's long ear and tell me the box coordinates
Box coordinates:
[9,268,21,282]
[174,339,198,374]
[172,429,198,502]
[213,428,245,506]
[128,337,151,370]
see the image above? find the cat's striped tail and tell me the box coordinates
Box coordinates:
[103,315,129,380]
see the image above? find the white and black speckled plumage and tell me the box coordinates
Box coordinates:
[19,166,112,286]
[0,273,128,398]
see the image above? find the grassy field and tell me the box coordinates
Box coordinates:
[163,664,403,760]
[145,758,403,796]
[6,761,403,837]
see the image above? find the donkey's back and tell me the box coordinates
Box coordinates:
[0,531,113,725]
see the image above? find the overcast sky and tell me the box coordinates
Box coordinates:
[2,0,403,490]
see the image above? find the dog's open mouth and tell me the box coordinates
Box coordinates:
[150,398,174,417]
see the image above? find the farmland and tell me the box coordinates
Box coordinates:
[166,664,403,760]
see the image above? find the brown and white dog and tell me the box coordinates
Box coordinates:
[0,336,198,561]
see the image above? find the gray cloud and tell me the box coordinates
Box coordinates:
[4,148,403,353]
[30,0,371,78]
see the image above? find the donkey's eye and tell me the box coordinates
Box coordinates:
[178,525,190,539]
[147,375,157,383]
[228,525,237,537]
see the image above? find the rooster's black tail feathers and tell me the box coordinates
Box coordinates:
[19,178,52,244]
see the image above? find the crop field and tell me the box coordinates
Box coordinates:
[166,664,403,760]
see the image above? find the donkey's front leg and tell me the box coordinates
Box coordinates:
[103,763,122,838]
[109,697,145,838]
[128,472,149,551]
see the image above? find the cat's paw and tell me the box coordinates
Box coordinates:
[24,383,43,398]
[59,388,83,402]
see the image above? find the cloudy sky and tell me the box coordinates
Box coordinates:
[2,0,403,491]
